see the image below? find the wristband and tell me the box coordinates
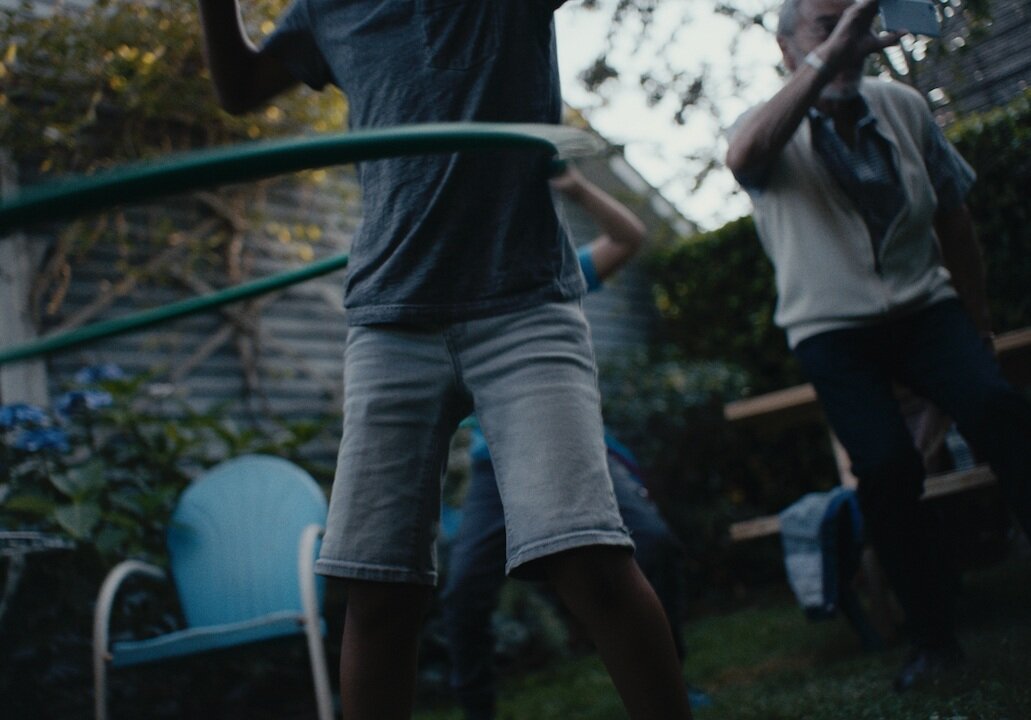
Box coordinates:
[804,51,827,75]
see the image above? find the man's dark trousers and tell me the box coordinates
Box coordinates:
[793,298,1031,646]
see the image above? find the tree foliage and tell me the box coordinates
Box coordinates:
[608,88,1031,594]
[0,0,346,178]
[564,0,996,225]
[574,0,994,126]
[645,86,1031,403]
[0,0,352,397]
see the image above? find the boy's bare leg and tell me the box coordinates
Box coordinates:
[339,580,434,720]
[543,546,694,719]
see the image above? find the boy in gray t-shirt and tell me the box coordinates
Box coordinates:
[260,0,587,325]
[197,2,693,717]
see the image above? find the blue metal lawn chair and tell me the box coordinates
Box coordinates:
[92,455,333,720]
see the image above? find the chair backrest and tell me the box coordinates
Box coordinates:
[167,455,328,628]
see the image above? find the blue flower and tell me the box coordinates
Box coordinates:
[0,403,51,430]
[13,428,71,453]
[55,390,113,419]
[73,364,125,386]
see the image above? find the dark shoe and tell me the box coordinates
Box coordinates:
[892,640,965,692]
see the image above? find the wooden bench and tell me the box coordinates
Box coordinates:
[724,327,1031,643]
[726,326,1031,542]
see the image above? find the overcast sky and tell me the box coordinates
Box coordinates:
[554,0,785,230]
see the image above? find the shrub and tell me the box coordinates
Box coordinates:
[597,349,838,593]
[648,216,801,398]
[0,0,350,340]
[0,0,346,177]
[622,89,1031,594]
[0,366,337,717]
[647,88,1031,405]
[948,88,1031,333]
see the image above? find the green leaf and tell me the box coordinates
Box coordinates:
[93,526,130,558]
[9,458,48,481]
[109,489,147,517]
[105,510,142,530]
[49,458,106,500]
[4,493,59,517]
[54,502,102,539]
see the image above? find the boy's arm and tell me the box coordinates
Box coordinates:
[197,0,298,115]
[552,166,646,282]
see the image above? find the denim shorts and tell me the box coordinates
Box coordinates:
[314,300,632,585]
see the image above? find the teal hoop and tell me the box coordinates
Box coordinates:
[0,122,598,366]
[0,123,598,234]
[0,253,351,366]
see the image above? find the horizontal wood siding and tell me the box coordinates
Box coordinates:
[43,173,359,437]
[2,88,684,462]
[28,140,683,422]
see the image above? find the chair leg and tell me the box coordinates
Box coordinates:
[93,560,164,720]
[94,578,112,720]
[94,653,109,720]
[299,524,334,720]
[305,625,335,720]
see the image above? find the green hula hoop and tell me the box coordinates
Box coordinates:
[0,122,603,366]
[0,122,600,234]
[0,253,351,367]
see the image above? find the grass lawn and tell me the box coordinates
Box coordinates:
[414,552,1031,720]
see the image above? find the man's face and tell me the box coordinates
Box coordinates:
[781,0,864,100]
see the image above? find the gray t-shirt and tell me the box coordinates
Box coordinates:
[264,0,584,325]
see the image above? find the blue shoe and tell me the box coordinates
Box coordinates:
[686,682,713,709]
[892,639,965,693]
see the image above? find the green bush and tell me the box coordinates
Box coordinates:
[648,216,800,397]
[0,0,346,177]
[0,0,350,333]
[1,372,334,562]
[0,366,337,717]
[621,88,1031,593]
[648,88,1031,403]
[598,349,838,592]
[948,88,1031,334]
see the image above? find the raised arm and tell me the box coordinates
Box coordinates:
[551,165,646,281]
[726,0,900,184]
[196,0,298,115]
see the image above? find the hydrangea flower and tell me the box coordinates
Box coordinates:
[0,403,51,430]
[55,390,114,419]
[13,427,71,453]
[73,364,125,386]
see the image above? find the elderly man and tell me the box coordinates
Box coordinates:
[726,0,1031,692]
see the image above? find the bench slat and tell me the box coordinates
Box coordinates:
[920,463,996,499]
[729,514,782,541]
[723,384,818,425]
[730,464,998,541]
[724,327,1031,426]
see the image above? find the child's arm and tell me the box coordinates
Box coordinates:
[196,0,298,115]
[551,166,647,282]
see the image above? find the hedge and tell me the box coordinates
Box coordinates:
[648,87,1031,401]
[610,87,1031,595]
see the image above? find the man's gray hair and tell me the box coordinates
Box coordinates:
[777,0,803,37]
